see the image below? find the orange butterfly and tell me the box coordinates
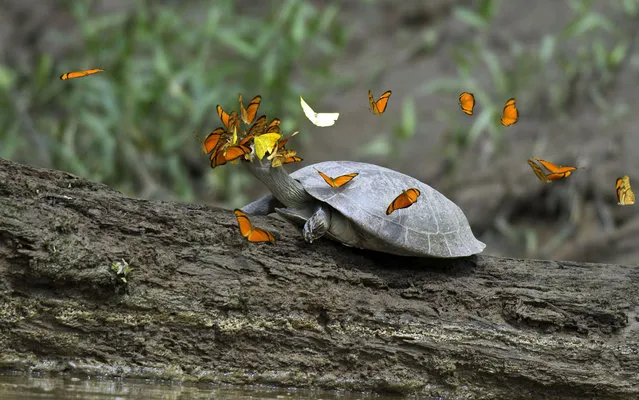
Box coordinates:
[368,90,392,115]
[283,156,302,164]
[196,127,227,155]
[276,130,299,150]
[271,149,302,167]
[459,92,475,115]
[534,157,578,181]
[60,68,104,80]
[239,94,261,125]
[500,98,518,126]
[264,118,281,134]
[210,144,251,168]
[233,209,276,244]
[316,170,358,188]
[272,155,302,168]
[246,115,268,137]
[527,159,550,183]
[386,188,421,215]
[216,105,240,132]
[616,175,635,206]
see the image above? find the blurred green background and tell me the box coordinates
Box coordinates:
[1,0,639,264]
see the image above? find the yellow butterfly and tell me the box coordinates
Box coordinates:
[299,96,339,127]
[616,175,635,206]
[253,133,282,160]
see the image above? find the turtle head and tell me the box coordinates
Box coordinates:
[243,156,312,209]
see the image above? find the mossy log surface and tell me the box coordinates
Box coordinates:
[0,158,638,399]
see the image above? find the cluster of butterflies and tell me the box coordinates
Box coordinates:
[232,169,422,244]
[195,94,301,169]
[458,91,635,206]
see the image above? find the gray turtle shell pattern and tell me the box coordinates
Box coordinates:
[290,161,485,257]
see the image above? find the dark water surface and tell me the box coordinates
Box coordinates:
[0,374,397,400]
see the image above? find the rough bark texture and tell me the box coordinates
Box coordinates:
[0,158,638,399]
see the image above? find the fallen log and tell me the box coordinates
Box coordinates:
[0,157,637,399]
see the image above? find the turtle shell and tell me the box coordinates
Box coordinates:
[290,161,485,257]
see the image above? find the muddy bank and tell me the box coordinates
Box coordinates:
[0,158,637,399]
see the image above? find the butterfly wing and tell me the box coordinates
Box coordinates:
[224,145,251,162]
[546,171,572,181]
[196,127,226,154]
[369,90,391,115]
[405,188,421,202]
[331,173,358,187]
[317,170,337,187]
[500,98,518,126]
[233,209,253,238]
[386,188,420,215]
[265,118,281,134]
[216,105,230,129]
[217,106,240,131]
[233,209,276,243]
[300,96,318,122]
[534,158,577,174]
[527,160,550,183]
[283,156,302,164]
[60,68,104,80]
[300,96,339,127]
[627,188,636,205]
[617,175,635,205]
[254,133,282,159]
[459,92,475,115]
[247,227,276,244]
[210,148,228,168]
[246,115,268,137]
[239,94,261,125]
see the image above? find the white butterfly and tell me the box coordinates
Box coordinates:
[299,96,339,127]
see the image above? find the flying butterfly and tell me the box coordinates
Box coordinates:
[239,94,261,125]
[616,175,635,206]
[459,92,475,115]
[316,170,358,188]
[386,188,421,215]
[60,68,104,80]
[527,159,550,183]
[299,96,340,127]
[233,209,276,244]
[534,157,579,181]
[500,98,519,126]
[368,90,392,115]
[216,105,240,132]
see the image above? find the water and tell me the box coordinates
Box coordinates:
[0,374,393,400]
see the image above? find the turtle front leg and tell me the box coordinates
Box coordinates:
[241,194,282,215]
[302,204,331,243]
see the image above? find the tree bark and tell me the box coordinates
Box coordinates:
[0,157,637,399]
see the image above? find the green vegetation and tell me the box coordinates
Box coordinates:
[0,0,347,208]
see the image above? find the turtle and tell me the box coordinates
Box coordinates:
[241,158,485,258]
